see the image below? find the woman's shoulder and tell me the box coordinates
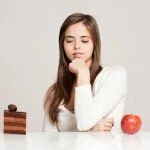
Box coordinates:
[103,65,127,76]
[93,65,127,91]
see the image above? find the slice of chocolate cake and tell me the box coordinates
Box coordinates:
[4,104,27,135]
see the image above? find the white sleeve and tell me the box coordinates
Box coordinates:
[42,111,59,132]
[74,66,127,131]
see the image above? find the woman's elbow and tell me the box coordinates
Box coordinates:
[76,120,91,131]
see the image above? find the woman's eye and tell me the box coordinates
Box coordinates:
[66,40,88,43]
[82,41,89,43]
[66,41,73,43]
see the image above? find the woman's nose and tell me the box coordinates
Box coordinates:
[74,41,80,50]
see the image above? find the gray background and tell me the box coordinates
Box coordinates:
[0,0,150,132]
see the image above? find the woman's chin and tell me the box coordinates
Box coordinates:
[73,56,85,60]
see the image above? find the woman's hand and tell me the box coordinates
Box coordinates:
[69,58,89,75]
[69,58,90,86]
[90,118,114,132]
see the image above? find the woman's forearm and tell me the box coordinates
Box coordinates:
[76,69,90,86]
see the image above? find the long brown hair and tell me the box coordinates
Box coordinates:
[44,13,103,124]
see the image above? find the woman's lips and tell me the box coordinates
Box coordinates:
[73,53,84,58]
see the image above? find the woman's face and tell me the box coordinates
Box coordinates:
[63,22,94,68]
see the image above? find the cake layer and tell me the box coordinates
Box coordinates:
[4,117,26,124]
[4,125,26,134]
[4,110,26,118]
[4,125,26,131]
[4,122,26,127]
[4,130,26,135]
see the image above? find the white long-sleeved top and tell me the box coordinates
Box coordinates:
[43,65,127,132]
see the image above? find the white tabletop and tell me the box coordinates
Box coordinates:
[0,131,150,150]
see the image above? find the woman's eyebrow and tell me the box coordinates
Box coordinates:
[65,36,75,39]
[81,36,91,38]
[65,36,91,39]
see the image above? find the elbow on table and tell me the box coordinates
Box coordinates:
[76,120,92,131]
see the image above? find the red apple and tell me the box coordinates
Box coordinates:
[121,114,142,134]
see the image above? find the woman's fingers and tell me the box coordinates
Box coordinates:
[103,118,114,131]
[103,126,111,131]
[104,122,113,128]
[90,117,115,132]
[104,118,114,123]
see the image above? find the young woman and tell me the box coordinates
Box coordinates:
[43,13,127,132]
